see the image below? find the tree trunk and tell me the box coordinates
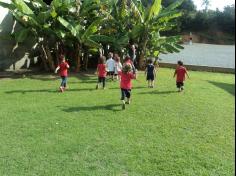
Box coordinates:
[39,48,49,71]
[84,52,89,71]
[55,42,60,66]
[41,43,55,71]
[75,44,81,72]
[137,36,148,69]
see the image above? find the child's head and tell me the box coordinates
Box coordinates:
[115,56,120,62]
[122,64,132,73]
[124,56,131,63]
[177,60,184,66]
[60,55,66,62]
[148,59,153,64]
[99,56,106,64]
[108,52,113,59]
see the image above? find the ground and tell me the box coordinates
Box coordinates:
[0,68,235,176]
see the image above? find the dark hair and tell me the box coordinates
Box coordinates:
[122,64,132,73]
[124,56,131,62]
[115,56,120,62]
[177,60,183,66]
[99,56,106,64]
[148,59,153,64]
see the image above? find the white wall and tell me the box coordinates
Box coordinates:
[0,0,31,71]
[0,0,10,24]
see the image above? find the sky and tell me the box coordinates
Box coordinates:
[193,0,235,11]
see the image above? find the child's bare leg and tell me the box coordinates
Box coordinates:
[152,81,154,88]
[148,80,151,88]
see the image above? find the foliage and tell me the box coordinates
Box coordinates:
[0,0,185,70]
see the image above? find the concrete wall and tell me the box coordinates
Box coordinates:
[159,63,235,74]
[0,0,31,71]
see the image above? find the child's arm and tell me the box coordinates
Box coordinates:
[96,66,99,75]
[55,66,60,73]
[154,68,157,78]
[186,70,190,79]
[66,63,70,69]
[173,70,177,78]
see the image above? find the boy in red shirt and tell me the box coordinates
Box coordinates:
[96,56,107,89]
[173,61,190,92]
[118,64,137,110]
[55,55,70,92]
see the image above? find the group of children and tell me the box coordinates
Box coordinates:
[55,53,189,110]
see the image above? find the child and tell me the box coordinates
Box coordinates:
[124,56,137,74]
[118,64,137,110]
[173,60,190,92]
[145,59,157,88]
[96,56,107,89]
[106,52,115,81]
[55,55,70,92]
[114,54,122,80]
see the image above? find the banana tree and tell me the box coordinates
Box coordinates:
[130,0,185,68]
[0,0,58,71]
[56,0,108,71]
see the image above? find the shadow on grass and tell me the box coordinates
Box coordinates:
[208,81,235,96]
[139,90,177,95]
[61,104,122,112]
[5,88,95,94]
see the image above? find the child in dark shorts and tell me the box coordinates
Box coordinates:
[173,60,190,92]
[145,59,157,88]
[118,64,137,110]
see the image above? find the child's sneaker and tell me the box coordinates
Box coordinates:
[126,101,130,104]
[122,103,126,110]
[59,87,64,92]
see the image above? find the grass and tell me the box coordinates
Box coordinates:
[0,68,235,176]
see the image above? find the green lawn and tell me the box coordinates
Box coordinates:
[0,68,235,176]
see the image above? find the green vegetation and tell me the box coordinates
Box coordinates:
[0,0,185,71]
[162,0,235,44]
[0,69,234,175]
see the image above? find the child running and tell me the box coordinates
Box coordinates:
[145,59,157,88]
[96,56,107,89]
[55,55,70,92]
[173,60,190,92]
[118,64,137,110]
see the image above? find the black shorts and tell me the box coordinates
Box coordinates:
[121,89,131,100]
[107,71,114,76]
[176,82,184,88]
[98,77,105,83]
[147,74,155,81]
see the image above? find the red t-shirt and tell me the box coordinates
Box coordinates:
[59,62,69,77]
[175,66,187,82]
[97,64,107,77]
[119,71,136,89]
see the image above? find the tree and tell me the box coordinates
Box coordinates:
[129,0,185,68]
[0,0,185,71]
[202,0,211,11]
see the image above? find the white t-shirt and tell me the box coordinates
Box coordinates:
[115,62,122,74]
[106,58,115,72]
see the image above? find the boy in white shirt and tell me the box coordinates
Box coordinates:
[106,52,115,81]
